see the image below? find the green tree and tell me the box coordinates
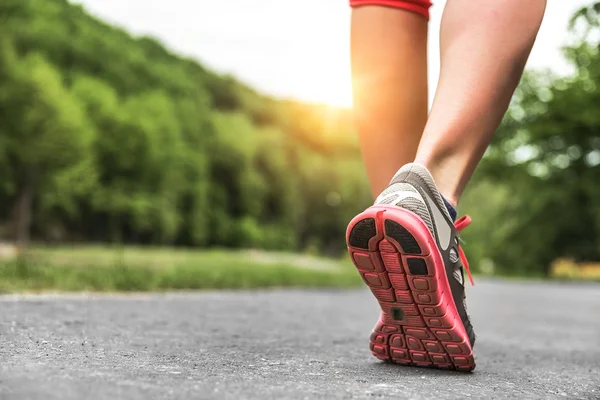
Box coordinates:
[0,42,93,249]
[474,5,600,275]
[0,0,370,256]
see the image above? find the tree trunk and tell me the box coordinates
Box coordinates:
[12,179,35,253]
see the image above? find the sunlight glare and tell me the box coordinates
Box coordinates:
[296,62,353,108]
[278,4,353,108]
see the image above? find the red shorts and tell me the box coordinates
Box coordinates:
[349,0,432,20]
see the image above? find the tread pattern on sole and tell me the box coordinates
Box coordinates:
[347,207,475,372]
[349,218,376,249]
[384,219,421,254]
[407,258,428,276]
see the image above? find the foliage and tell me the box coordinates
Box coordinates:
[0,0,369,256]
[1,0,600,279]
[0,246,361,292]
[461,2,600,275]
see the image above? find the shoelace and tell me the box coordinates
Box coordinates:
[454,215,474,286]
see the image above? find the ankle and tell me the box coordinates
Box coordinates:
[414,157,463,208]
[441,194,458,221]
[442,193,459,209]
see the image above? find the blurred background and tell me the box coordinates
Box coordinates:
[0,0,599,292]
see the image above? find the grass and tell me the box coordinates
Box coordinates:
[0,245,362,293]
[4,245,594,293]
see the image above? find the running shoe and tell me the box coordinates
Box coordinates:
[346,163,476,371]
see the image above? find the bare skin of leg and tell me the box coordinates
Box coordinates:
[415,0,547,206]
[351,6,429,199]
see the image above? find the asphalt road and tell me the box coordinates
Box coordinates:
[0,281,599,400]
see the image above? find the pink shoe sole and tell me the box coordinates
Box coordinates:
[346,205,476,372]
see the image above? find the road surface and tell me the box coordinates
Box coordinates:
[0,281,599,399]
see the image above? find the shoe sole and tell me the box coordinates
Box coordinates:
[346,205,476,372]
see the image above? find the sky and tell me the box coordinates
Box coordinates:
[73,0,590,107]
